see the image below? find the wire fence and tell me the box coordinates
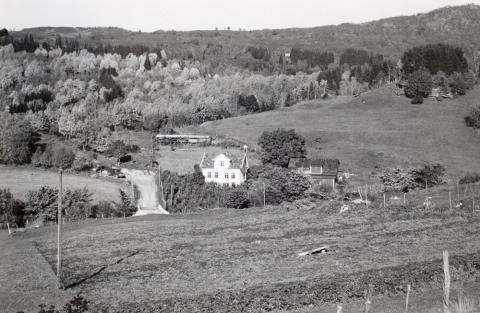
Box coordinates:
[344,182,480,212]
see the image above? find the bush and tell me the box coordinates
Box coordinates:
[459,173,480,185]
[63,187,93,221]
[143,113,168,131]
[258,129,306,167]
[107,140,128,164]
[72,155,94,172]
[226,187,251,209]
[25,186,93,222]
[465,106,480,129]
[411,95,424,104]
[0,189,25,227]
[91,201,118,218]
[259,165,311,203]
[380,168,416,192]
[24,186,58,222]
[32,145,76,169]
[404,70,432,99]
[410,163,445,189]
[52,145,76,169]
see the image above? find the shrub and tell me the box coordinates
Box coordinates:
[25,186,93,222]
[465,106,480,129]
[91,201,117,218]
[449,72,468,96]
[117,189,137,217]
[72,155,94,172]
[32,145,76,169]
[0,189,25,227]
[258,129,306,167]
[410,163,445,189]
[24,186,58,222]
[143,113,168,131]
[52,145,76,169]
[380,168,416,192]
[459,173,480,185]
[63,187,93,221]
[107,140,128,164]
[226,187,251,209]
[404,69,432,99]
[411,95,424,104]
[260,165,311,203]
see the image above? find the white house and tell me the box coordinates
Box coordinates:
[199,152,249,186]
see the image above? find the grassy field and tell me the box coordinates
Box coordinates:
[109,130,260,174]
[3,192,480,312]
[190,86,480,183]
[0,166,124,202]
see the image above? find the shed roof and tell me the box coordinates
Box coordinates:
[289,158,340,175]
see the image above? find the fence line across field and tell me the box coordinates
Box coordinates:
[345,182,480,211]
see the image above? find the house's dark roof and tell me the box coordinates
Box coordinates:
[289,158,340,175]
[200,152,248,170]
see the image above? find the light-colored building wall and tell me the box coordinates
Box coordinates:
[201,154,246,186]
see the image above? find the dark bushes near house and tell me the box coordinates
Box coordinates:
[259,165,311,204]
[258,128,306,168]
[226,187,251,209]
[459,173,480,185]
[411,95,424,104]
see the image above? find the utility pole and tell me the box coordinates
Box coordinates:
[57,169,63,288]
[170,184,174,211]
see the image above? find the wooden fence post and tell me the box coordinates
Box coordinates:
[449,191,452,210]
[364,284,373,313]
[383,193,386,208]
[404,284,411,313]
[403,193,406,205]
[336,304,342,313]
[443,250,450,313]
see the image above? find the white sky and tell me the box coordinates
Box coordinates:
[1,0,479,32]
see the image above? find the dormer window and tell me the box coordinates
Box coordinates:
[220,161,225,167]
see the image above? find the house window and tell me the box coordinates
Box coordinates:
[207,172,211,178]
[225,173,229,179]
[231,172,235,179]
[220,161,225,167]
[214,172,218,178]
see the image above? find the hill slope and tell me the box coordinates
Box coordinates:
[191,86,480,180]
[10,4,480,62]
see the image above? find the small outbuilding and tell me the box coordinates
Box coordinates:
[288,158,340,191]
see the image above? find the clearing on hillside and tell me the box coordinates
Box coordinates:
[190,86,480,182]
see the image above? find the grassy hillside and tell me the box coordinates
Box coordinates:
[191,86,480,182]
[3,199,480,312]
[11,4,480,62]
